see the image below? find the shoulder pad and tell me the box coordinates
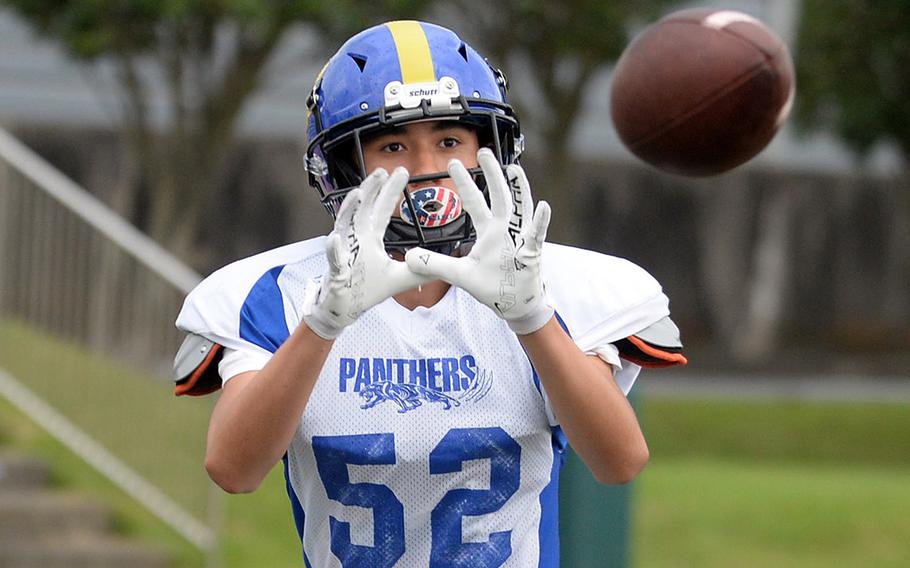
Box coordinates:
[614,316,688,368]
[173,333,224,396]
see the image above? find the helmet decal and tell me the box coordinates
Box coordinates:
[383,76,460,110]
[399,187,463,228]
[386,21,436,84]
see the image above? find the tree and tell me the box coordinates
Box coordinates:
[2,0,431,266]
[795,0,910,161]
[795,0,910,347]
[440,0,671,242]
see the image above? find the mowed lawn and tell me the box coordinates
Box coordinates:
[1,317,908,567]
[635,458,910,568]
[634,398,910,568]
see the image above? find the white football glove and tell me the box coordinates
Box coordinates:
[302,167,430,339]
[405,148,554,335]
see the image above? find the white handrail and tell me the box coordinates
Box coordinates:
[0,125,201,294]
[0,367,216,551]
[0,124,218,560]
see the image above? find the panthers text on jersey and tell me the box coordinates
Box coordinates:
[175,238,685,567]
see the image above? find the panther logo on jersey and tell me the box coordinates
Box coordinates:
[359,381,461,413]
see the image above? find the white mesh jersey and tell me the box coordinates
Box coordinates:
[176,237,677,567]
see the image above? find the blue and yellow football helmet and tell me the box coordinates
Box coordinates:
[305,20,522,253]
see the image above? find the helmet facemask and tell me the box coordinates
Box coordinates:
[306,93,522,255]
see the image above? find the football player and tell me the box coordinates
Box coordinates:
[174,20,687,567]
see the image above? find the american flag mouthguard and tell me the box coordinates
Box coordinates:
[400,186,463,227]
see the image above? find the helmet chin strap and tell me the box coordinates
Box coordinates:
[382,214,472,256]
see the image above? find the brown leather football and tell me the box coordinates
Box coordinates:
[610,9,795,176]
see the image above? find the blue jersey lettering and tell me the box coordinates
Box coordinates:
[410,359,427,387]
[338,355,482,397]
[441,358,459,391]
[427,358,441,390]
[459,355,476,390]
[339,358,356,392]
[392,359,407,383]
[373,357,389,383]
[354,358,370,392]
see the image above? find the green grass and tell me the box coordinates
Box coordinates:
[0,397,206,568]
[634,397,910,567]
[2,317,909,566]
[0,319,214,514]
[634,458,910,568]
[0,393,304,567]
[221,467,302,567]
[0,318,301,566]
[0,317,215,566]
[639,397,910,467]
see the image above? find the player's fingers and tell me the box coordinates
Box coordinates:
[477,148,510,220]
[355,168,388,229]
[448,159,489,232]
[323,232,347,276]
[372,167,408,232]
[405,246,467,286]
[528,200,551,254]
[386,259,432,292]
[505,164,534,234]
[334,188,361,233]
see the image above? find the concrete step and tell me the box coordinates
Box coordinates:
[0,490,109,539]
[0,534,169,568]
[0,450,50,490]
[0,450,173,567]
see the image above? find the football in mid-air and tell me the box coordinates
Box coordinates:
[609,8,795,176]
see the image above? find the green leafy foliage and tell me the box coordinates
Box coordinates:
[796,0,910,158]
[449,0,674,244]
[455,0,671,135]
[0,0,434,268]
[0,0,434,61]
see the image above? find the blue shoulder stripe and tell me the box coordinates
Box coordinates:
[239,265,291,353]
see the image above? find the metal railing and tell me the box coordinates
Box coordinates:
[0,125,220,562]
